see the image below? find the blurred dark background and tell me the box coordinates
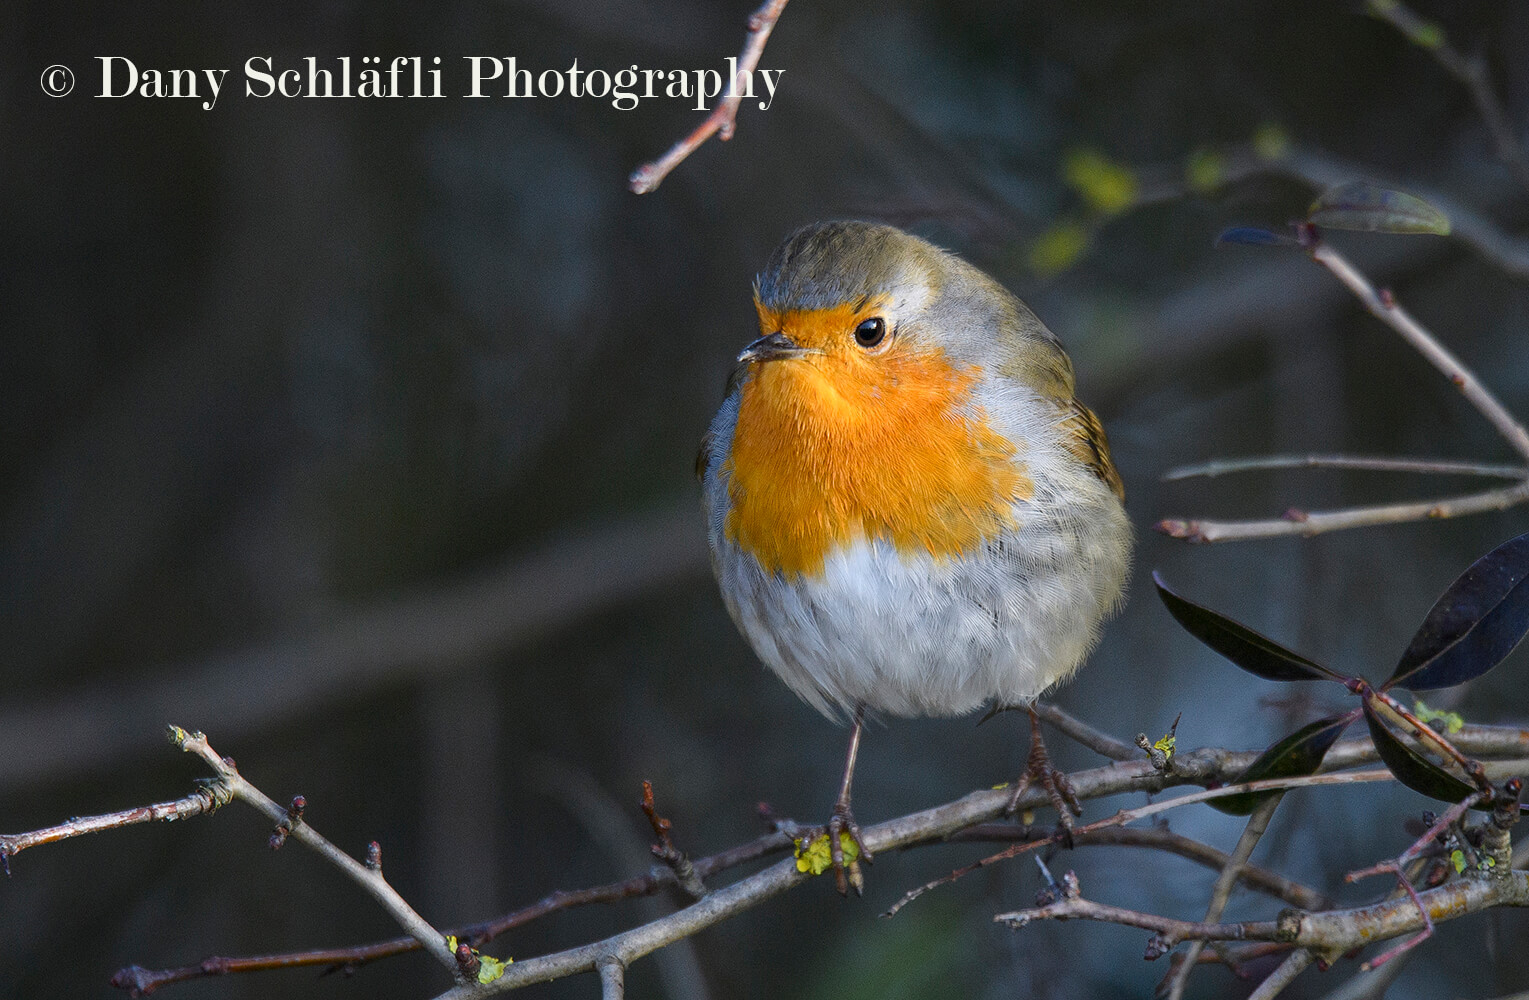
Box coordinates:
[5,1,1529,997]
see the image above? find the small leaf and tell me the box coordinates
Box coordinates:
[1211,714,1354,815]
[1028,221,1091,276]
[1363,701,1480,805]
[1185,148,1226,195]
[1307,181,1451,235]
[1062,149,1138,215]
[1365,0,1446,50]
[794,831,859,876]
[1216,227,1299,247]
[1153,572,1341,682]
[477,953,510,984]
[1411,697,1464,734]
[1251,121,1290,161]
[1387,530,1529,691]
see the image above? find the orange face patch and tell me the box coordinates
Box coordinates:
[724,302,1032,577]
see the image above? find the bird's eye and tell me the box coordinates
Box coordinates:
[854,317,887,349]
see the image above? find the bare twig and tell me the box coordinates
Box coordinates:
[641,780,709,899]
[111,828,795,994]
[1366,0,1529,192]
[1163,453,1528,482]
[1032,701,1141,761]
[1166,794,1286,1000]
[1247,948,1315,1000]
[883,769,1396,919]
[1314,241,1529,464]
[169,727,461,978]
[994,872,1529,979]
[1158,239,1529,543]
[1,781,228,873]
[628,0,789,194]
[950,823,1332,911]
[597,955,625,1000]
[995,881,1283,948]
[79,722,1529,995]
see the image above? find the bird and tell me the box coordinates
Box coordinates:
[698,221,1133,893]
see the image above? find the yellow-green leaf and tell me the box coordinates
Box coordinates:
[794,831,860,876]
[477,954,510,984]
[1366,0,1445,49]
[1185,148,1226,195]
[1252,121,1290,161]
[1308,182,1451,236]
[1028,222,1091,276]
[1063,149,1138,215]
[1153,731,1177,760]
[1412,697,1465,734]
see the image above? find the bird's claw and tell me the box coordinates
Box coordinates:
[827,803,872,896]
[1006,732,1083,846]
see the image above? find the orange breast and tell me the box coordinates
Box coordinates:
[724,336,1031,578]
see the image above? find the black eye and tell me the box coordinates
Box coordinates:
[854,317,887,348]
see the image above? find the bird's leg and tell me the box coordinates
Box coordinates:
[826,703,873,895]
[1005,707,1083,843]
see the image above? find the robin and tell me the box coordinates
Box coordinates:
[699,221,1133,893]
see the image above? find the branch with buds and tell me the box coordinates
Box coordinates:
[8,711,1529,1000]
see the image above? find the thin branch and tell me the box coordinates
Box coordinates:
[1032,702,1141,761]
[170,727,461,978]
[882,769,1396,919]
[597,955,625,1000]
[994,872,1529,971]
[89,722,1529,995]
[628,0,789,194]
[1366,0,1529,192]
[641,780,709,899]
[1167,794,1286,1000]
[1158,239,1529,543]
[995,893,1282,947]
[1248,948,1315,1000]
[1163,453,1528,482]
[1314,241,1529,464]
[2,781,227,872]
[950,823,1332,911]
[112,827,796,993]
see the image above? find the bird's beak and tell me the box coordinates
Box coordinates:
[736,331,811,364]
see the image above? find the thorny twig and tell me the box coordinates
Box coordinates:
[628,0,789,194]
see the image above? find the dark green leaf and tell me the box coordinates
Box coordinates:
[1388,531,1529,691]
[1211,713,1354,815]
[1153,572,1341,682]
[1363,701,1480,805]
[1216,227,1298,247]
[1307,181,1451,235]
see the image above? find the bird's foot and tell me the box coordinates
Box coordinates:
[825,799,872,896]
[1005,717,1083,846]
